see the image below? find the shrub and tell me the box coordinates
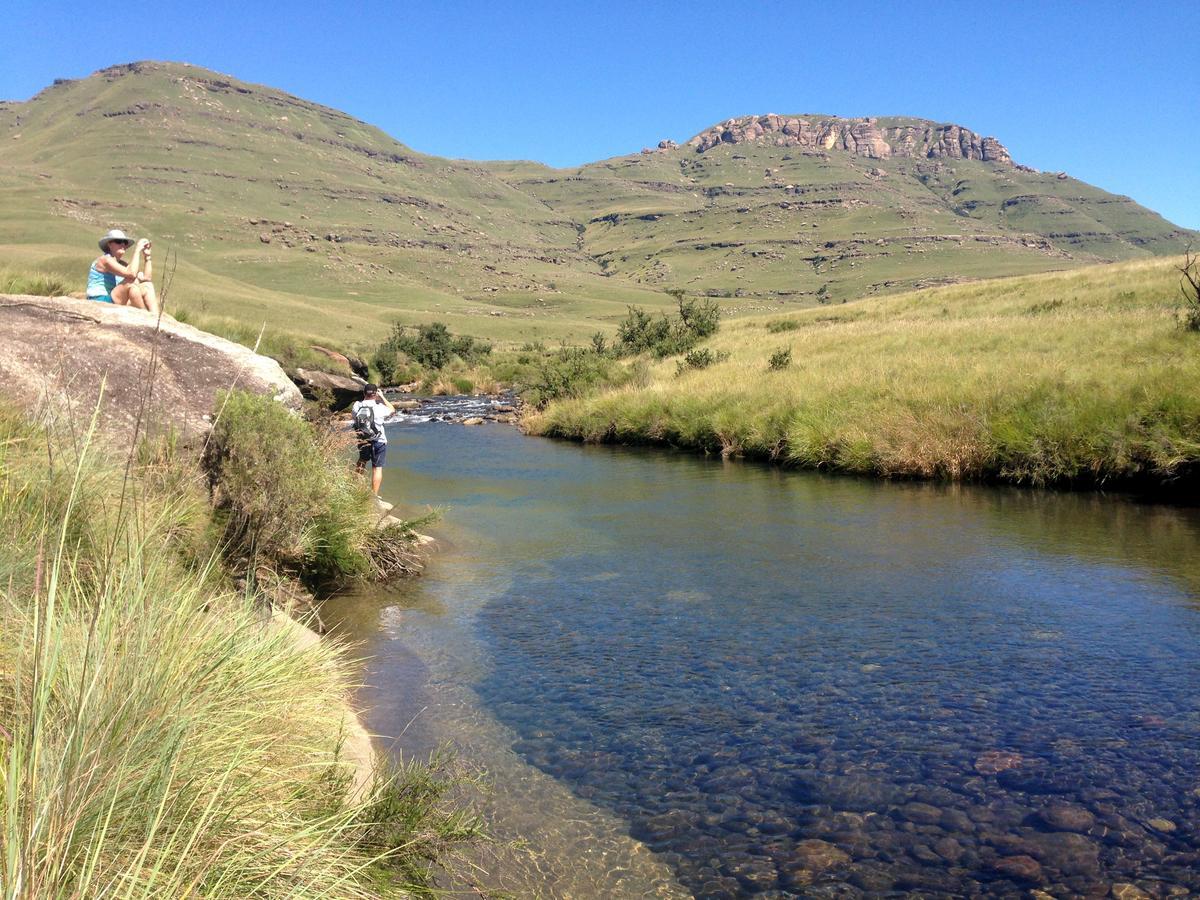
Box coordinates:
[450,334,492,363]
[676,347,728,375]
[617,305,672,354]
[768,347,793,370]
[674,293,721,339]
[524,346,619,409]
[616,293,722,358]
[205,390,415,584]
[767,319,800,333]
[1179,246,1200,332]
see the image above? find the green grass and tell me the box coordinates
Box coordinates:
[527,257,1200,489]
[0,267,72,296]
[0,400,476,896]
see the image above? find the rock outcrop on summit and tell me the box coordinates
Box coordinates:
[687,114,1012,164]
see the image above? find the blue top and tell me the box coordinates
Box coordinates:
[86,257,122,298]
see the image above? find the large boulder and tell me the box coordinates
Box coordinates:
[291,367,366,410]
[0,294,301,444]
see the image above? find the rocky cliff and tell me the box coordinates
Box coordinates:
[0,295,302,445]
[686,114,1012,164]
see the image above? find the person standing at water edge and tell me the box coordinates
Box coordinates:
[353,384,394,494]
[86,229,160,314]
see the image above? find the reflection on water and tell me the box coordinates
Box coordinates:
[325,419,1200,897]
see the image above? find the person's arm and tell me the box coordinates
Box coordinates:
[99,254,149,283]
[140,240,153,282]
[377,394,395,414]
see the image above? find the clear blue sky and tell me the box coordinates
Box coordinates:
[4,0,1197,228]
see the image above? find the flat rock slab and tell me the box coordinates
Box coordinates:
[0,294,301,445]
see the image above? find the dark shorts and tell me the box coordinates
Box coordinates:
[357,439,386,467]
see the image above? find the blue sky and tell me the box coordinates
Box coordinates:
[3,0,1198,228]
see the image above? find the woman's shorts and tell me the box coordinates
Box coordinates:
[87,294,115,304]
[357,440,386,467]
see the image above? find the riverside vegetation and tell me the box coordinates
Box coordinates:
[527,256,1200,490]
[0,389,483,896]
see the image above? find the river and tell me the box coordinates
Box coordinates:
[324,410,1200,898]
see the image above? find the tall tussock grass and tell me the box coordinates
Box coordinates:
[0,404,476,896]
[0,268,73,298]
[528,257,1200,489]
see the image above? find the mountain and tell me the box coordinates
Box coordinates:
[496,114,1190,304]
[0,62,1192,345]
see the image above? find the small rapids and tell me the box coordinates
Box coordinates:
[382,392,518,426]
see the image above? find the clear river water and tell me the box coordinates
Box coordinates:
[324,409,1200,898]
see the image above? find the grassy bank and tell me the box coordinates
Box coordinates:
[527,257,1200,489]
[0,396,477,895]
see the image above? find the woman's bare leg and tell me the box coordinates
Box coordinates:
[139,281,160,315]
[110,282,134,306]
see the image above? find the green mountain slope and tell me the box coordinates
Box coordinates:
[1,64,1192,347]
[496,114,1191,304]
[0,61,669,343]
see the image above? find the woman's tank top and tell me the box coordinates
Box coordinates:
[86,257,122,298]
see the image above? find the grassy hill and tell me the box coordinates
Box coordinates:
[497,118,1190,305]
[527,256,1200,490]
[0,62,1193,357]
[0,62,672,348]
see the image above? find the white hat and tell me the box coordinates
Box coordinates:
[98,228,133,252]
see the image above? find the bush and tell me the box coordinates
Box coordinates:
[616,293,723,359]
[767,319,800,333]
[676,347,728,375]
[373,322,493,383]
[768,347,793,370]
[1179,246,1200,332]
[205,390,413,583]
[524,346,619,409]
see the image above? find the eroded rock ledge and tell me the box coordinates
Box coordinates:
[686,114,1012,164]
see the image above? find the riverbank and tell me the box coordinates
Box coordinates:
[526,257,1200,493]
[0,386,478,895]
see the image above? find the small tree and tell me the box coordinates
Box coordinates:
[1179,245,1200,332]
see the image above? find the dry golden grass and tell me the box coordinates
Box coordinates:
[528,257,1200,488]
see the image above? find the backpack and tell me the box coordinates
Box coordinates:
[353,403,380,441]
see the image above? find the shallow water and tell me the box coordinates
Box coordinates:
[325,418,1200,898]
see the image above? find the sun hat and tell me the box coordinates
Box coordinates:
[98,228,134,252]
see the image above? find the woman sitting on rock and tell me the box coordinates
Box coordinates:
[86,228,159,314]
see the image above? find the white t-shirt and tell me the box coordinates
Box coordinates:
[351,398,390,444]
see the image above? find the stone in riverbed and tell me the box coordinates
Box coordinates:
[1026,831,1101,877]
[975,750,1024,775]
[1146,817,1176,834]
[1111,884,1154,900]
[1039,802,1096,833]
[899,801,943,825]
[940,808,974,832]
[990,854,1044,882]
[791,838,851,872]
[462,417,485,426]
